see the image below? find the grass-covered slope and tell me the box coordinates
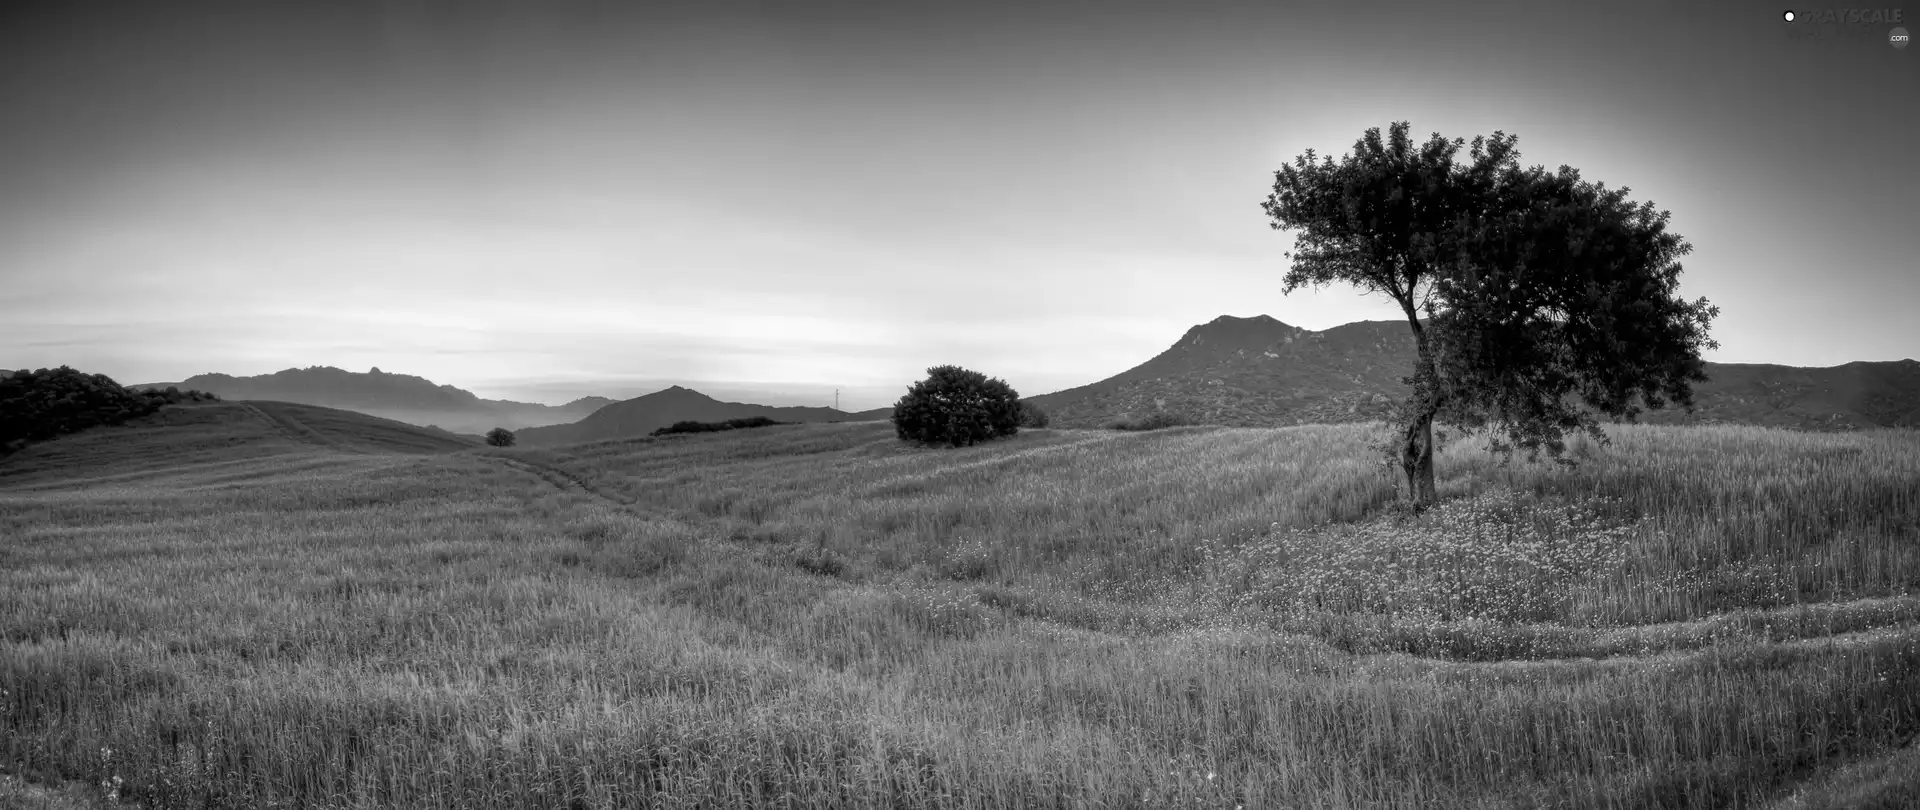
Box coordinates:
[3,420,1918,808]
[233,400,484,455]
[0,400,479,490]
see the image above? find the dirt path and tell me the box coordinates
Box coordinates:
[239,402,363,454]
[480,454,634,507]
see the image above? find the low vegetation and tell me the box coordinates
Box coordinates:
[485,427,516,447]
[2,412,1917,808]
[0,367,218,455]
[891,365,1023,448]
[1105,410,1194,431]
[648,416,788,437]
[1017,401,1049,429]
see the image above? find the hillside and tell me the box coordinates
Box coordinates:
[514,385,892,447]
[2,366,220,453]
[1024,315,1920,431]
[1638,359,1920,430]
[0,399,478,489]
[1025,315,1411,428]
[133,367,611,434]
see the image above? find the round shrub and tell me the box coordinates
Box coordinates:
[891,365,1022,447]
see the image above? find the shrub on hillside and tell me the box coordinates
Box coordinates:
[649,416,787,437]
[1018,400,1050,428]
[1106,410,1192,431]
[485,427,516,447]
[892,365,1022,447]
[0,366,218,451]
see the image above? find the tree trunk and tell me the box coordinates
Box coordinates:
[1401,408,1438,509]
[1401,310,1442,511]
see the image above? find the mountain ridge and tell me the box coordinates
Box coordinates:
[125,316,1919,447]
[1026,316,1412,428]
[132,366,612,435]
[1027,316,1920,432]
[514,386,891,447]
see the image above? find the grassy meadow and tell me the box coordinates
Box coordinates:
[3,402,1918,808]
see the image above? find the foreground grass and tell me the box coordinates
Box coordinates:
[2,417,1918,808]
[1762,741,1920,810]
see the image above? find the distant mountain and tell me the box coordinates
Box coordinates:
[128,320,1917,448]
[1026,315,1409,428]
[562,395,616,412]
[1024,315,1920,432]
[132,366,610,435]
[515,385,891,447]
[1636,359,1920,431]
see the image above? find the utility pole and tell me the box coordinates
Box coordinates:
[834,389,839,410]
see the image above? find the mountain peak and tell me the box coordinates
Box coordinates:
[1205,314,1287,327]
[514,384,878,446]
[1179,314,1300,346]
[648,385,715,401]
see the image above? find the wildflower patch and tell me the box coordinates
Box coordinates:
[1206,489,1650,624]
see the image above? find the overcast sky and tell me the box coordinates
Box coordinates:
[3,0,1914,410]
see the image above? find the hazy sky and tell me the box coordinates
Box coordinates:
[3,0,1915,410]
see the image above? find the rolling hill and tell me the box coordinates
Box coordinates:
[513,386,892,447]
[1637,359,1920,430]
[1017,314,1920,432]
[0,399,479,490]
[132,366,612,434]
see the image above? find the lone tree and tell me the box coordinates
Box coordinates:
[1261,122,1718,510]
[892,365,1023,447]
[484,427,515,447]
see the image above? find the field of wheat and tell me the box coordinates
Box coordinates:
[3,412,1918,809]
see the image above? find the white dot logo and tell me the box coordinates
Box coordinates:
[1783,10,1796,22]
[1893,27,1911,48]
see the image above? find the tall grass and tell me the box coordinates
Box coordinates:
[2,419,1917,808]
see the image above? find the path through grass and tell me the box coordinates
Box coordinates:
[3,418,1917,808]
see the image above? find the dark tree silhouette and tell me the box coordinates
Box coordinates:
[1262,122,1719,509]
[0,367,218,453]
[892,365,1023,447]
[649,417,786,436]
[484,427,516,447]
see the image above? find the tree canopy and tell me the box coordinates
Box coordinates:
[1262,122,1719,508]
[0,367,219,453]
[892,365,1023,447]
